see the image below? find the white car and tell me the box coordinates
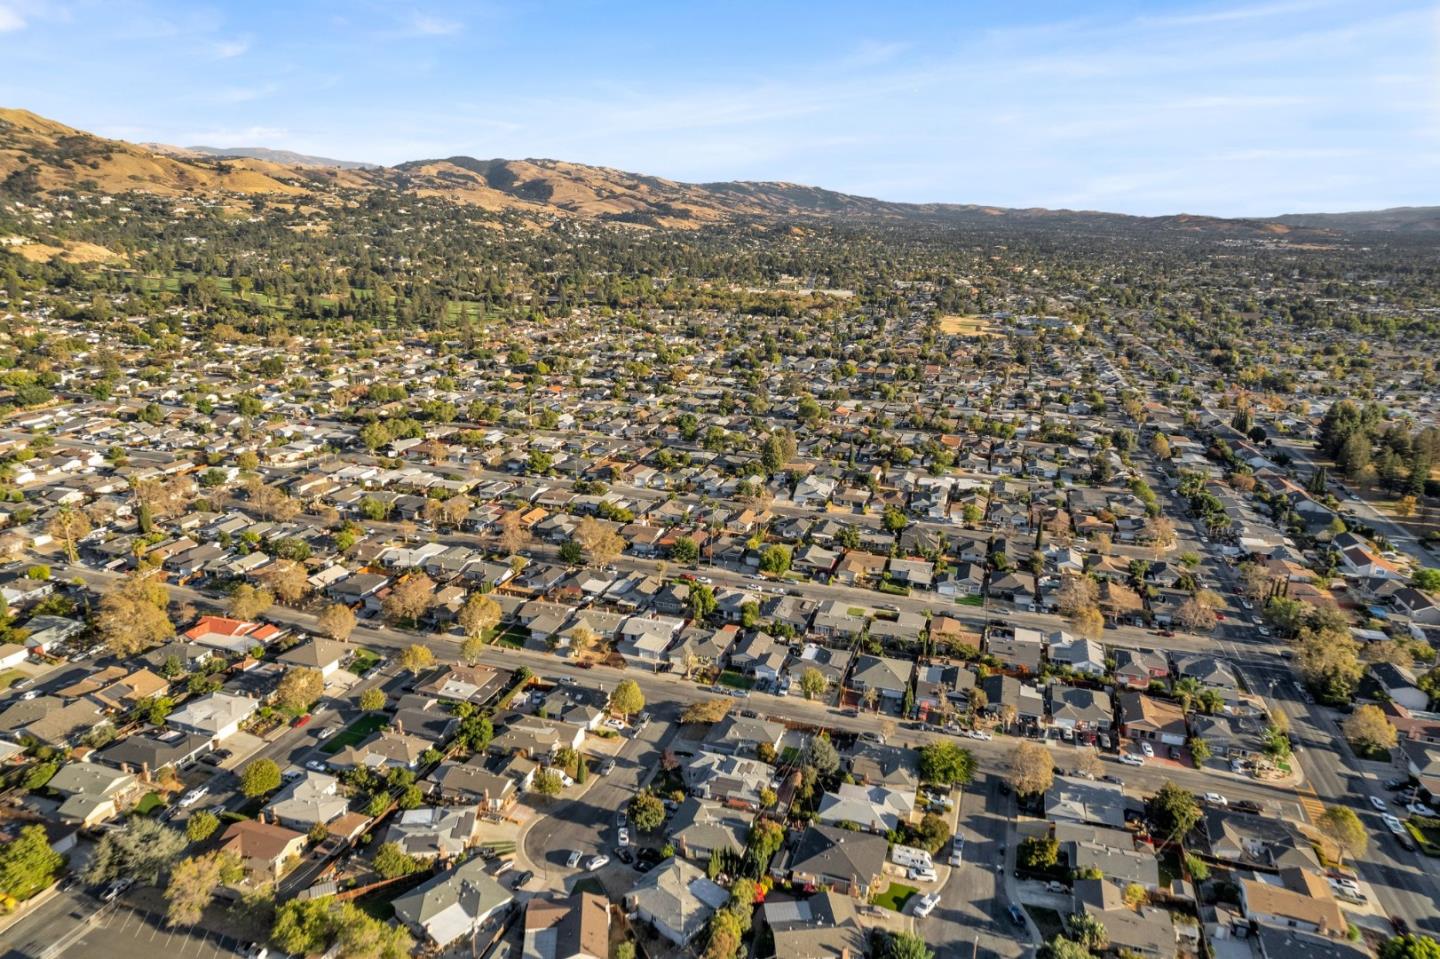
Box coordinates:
[1204,793,1228,806]
[617,828,631,847]
[1368,796,1388,812]
[907,865,938,883]
[178,786,208,808]
[605,719,627,731]
[696,576,713,584]
[1139,741,1154,757]
[586,854,610,871]
[967,730,993,741]
[1406,802,1435,817]
[1119,753,1146,766]
[566,850,584,868]
[948,839,964,866]
[1328,876,1360,894]
[316,727,336,741]
[913,892,941,918]
[1382,814,1406,836]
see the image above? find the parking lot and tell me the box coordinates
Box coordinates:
[58,905,247,959]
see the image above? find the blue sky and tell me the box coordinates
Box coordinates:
[0,0,1435,216]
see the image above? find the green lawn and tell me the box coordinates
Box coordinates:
[133,792,166,817]
[717,670,754,690]
[321,712,390,754]
[492,626,528,649]
[871,882,918,912]
[348,648,382,676]
[955,594,985,607]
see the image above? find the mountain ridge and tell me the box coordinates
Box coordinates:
[2,106,1436,236]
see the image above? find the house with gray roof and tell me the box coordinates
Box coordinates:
[624,857,729,946]
[394,857,514,948]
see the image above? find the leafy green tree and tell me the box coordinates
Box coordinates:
[372,842,423,879]
[359,687,386,712]
[798,667,829,700]
[629,792,666,832]
[610,679,645,719]
[884,931,935,959]
[759,545,791,575]
[84,818,186,884]
[918,741,975,785]
[532,769,563,797]
[1381,935,1440,959]
[1020,835,1059,869]
[805,734,840,775]
[0,824,63,900]
[671,537,699,565]
[186,810,220,843]
[1149,783,1201,843]
[241,758,282,798]
[1317,806,1368,866]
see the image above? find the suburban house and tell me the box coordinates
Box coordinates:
[816,782,915,833]
[762,892,867,959]
[523,892,609,959]
[776,824,889,898]
[394,857,515,949]
[218,818,308,882]
[166,691,259,745]
[1117,692,1188,747]
[624,857,730,946]
[277,638,350,678]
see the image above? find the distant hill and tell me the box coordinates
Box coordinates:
[4,106,1438,237]
[150,143,378,170]
[1267,207,1440,234]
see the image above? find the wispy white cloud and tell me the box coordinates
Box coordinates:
[405,12,462,37]
[208,83,281,104]
[0,4,25,31]
[177,125,291,147]
[213,37,251,58]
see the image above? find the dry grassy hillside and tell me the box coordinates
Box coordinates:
[0,108,308,196]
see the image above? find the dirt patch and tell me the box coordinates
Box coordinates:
[937,314,1001,337]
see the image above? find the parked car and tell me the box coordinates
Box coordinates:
[600,759,617,776]
[1045,881,1070,894]
[177,786,208,808]
[513,870,535,887]
[1119,753,1146,766]
[1232,800,1263,814]
[605,719,626,732]
[316,726,336,741]
[1406,802,1435,817]
[101,877,133,902]
[949,838,964,866]
[1384,778,1410,791]
[1139,741,1154,757]
[306,759,328,772]
[1203,793,1228,806]
[566,850,584,868]
[1369,796,1388,812]
[617,827,630,847]
[1382,814,1406,836]
[586,854,610,871]
[914,893,941,918]
[967,730,992,741]
[907,865,938,883]
[1008,905,1026,927]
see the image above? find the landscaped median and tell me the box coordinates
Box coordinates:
[1403,816,1440,856]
